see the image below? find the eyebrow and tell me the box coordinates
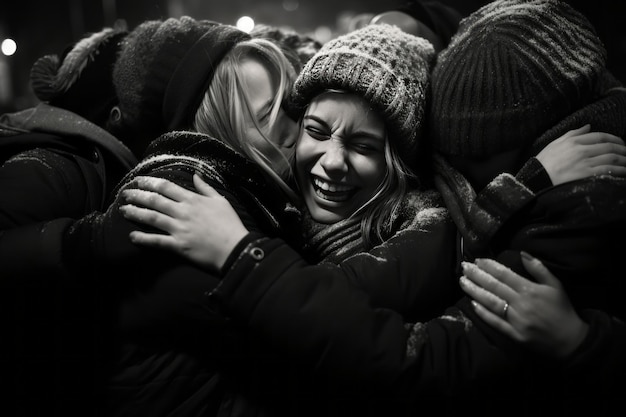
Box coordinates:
[303,114,385,141]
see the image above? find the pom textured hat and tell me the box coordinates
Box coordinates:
[113,16,250,138]
[289,23,435,168]
[30,26,128,126]
[429,0,607,158]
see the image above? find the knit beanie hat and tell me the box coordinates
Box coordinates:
[250,23,322,70]
[289,23,435,168]
[30,26,128,126]
[113,16,250,139]
[430,0,607,158]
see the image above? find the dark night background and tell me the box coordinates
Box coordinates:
[0,1,625,113]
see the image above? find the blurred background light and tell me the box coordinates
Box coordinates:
[0,0,623,113]
[236,15,255,33]
[1,38,17,56]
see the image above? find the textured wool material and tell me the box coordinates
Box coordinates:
[430,0,607,157]
[113,17,249,137]
[289,23,435,168]
[29,27,128,126]
[434,86,626,255]
[301,188,449,264]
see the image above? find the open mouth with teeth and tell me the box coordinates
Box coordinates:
[312,176,357,203]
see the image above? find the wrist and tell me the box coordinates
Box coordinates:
[558,318,590,359]
[219,231,266,274]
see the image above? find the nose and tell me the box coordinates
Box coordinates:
[319,139,348,174]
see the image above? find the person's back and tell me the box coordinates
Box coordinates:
[0,27,140,416]
[428,0,626,411]
[49,17,311,416]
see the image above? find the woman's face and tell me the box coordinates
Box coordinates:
[296,91,387,224]
[240,57,298,165]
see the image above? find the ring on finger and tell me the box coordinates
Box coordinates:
[502,302,509,319]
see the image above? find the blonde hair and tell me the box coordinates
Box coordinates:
[352,135,417,246]
[193,37,298,200]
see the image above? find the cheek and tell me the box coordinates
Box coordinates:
[354,156,387,186]
[295,137,318,169]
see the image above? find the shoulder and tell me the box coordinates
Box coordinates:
[396,188,450,231]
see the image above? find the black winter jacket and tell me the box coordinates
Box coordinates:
[62,131,305,417]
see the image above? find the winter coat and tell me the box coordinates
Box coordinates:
[0,103,137,416]
[64,127,466,415]
[431,84,626,412]
[61,131,305,417]
[0,103,137,278]
[201,88,626,416]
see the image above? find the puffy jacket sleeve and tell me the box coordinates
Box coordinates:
[560,310,626,398]
[0,218,76,284]
[329,216,461,320]
[0,147,99,228]
[209,238,529,394]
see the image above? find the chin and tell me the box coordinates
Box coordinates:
[308,207,344,225]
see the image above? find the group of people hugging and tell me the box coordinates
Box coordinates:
[1,0,625,416]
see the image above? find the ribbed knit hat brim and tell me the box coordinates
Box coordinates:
[289,24,434,168]
[430,0,607,157]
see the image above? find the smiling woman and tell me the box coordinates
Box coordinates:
[297,90,387,224]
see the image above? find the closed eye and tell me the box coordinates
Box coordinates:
[304,124,330,140]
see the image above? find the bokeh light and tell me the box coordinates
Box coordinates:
[236,16,255,33]
[1,39,17,56]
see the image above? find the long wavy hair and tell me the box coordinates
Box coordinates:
[193,37,298,201]
[353,133,418,246]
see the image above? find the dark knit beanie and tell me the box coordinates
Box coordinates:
[289,23,435,168]
[250,23,322,70]
[30,27,128,126]
[113,16,250,138]
[430,0,607,158]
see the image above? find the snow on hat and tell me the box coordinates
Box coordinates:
[430,0,607,157]
[289,23,435,168]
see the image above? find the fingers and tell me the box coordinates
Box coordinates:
[468,299,520,342]
[134,176,193,202]
[519,252,562,289]
[560,124,591,139]
[467,259,521,295]
[192,173,221,197]
[572,131,625,146]
[459,275,506,313]
[121,188,179,217]
[128,230,177,250]
[120,204,175,233]
[584,153,626,176]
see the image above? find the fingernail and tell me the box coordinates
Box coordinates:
[461,261,473,272]
[459,275,467,286]
[520,251,534,261]
[471,300,479,309]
